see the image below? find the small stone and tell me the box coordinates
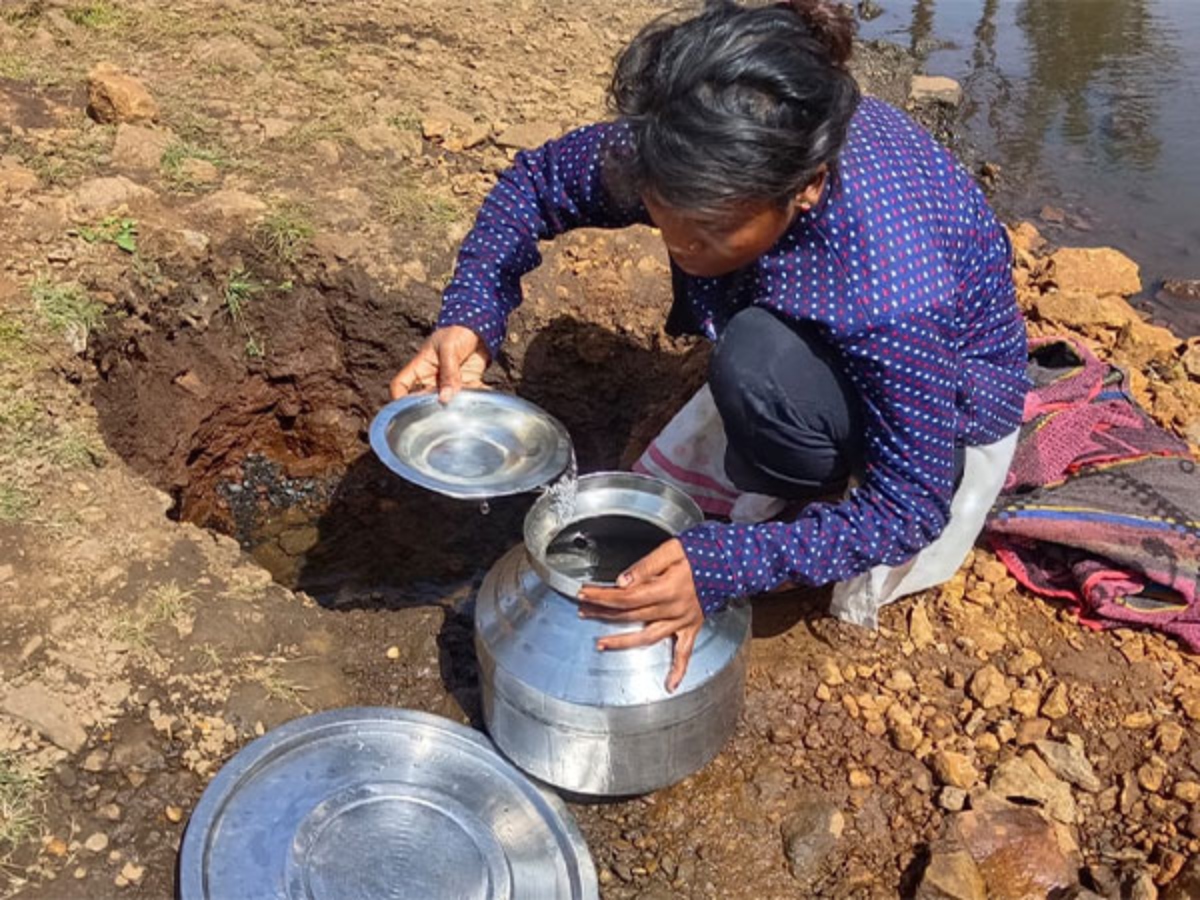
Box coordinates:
[194,35,264,72]
[815,683,832,702]
[1158,722,1186,753]
[112,123,174,171]
[84,832,109,853]
[990,757,1076,824]
[968,665,1011,710]
[1138,758,1167,794]
[1016,718,1052,746]
[165,805,184,823]
[87,63,159,124]
[780,799,844,884]
[1035,739,1103,792]
[910,75,964,107]
[916,849,985,900]
[118,861,144,886]
[932,751,979,790]
[1162,855,1200,900]
[910,602,935,649]
[73,867,87,879]
[939,787,968,812]
[82,750,108,773]
[1175,781,1200,804]
[818,658,844,686]
[974,733,1001,754]
[1007,648,1043,678]
[887,669,916,693]
[98,802,122,821]
[45,836,68,857]
[1,681,87,752]
[1011,688,1041,718]
[386,646,401,660]
[1041,683,1070,720]
[177,158,220,185]
[1050,246,1142,297]
[1124,711,1156,730]
[848,769,873,789]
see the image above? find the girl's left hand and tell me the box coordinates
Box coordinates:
[577,539,703,694]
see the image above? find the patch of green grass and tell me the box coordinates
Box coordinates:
[195,643,224,670]
[160,141,226,191]
[113,581,193,652]
[0,317,26,365]
[30,278,105,338]
[0,752,43,862]
[224,269,266,358]
[0,483,36,523]
[79,216,137,254]
[387,111,422,133]
[0,53,31,81]
[256,203,314,264]
[252,663,308,710]
[65,1,126,29]
[383,179,462,230]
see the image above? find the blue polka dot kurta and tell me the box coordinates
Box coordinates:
[437,98,1029,614]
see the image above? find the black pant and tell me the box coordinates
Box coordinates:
[709,307,964,501]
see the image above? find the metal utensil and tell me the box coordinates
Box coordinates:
[477,471,750,796]
[524,471,704,597]
[179,708,598,900]
[369,390,572,499]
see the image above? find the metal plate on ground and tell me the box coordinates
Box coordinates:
[179,708,597,900]
[370,390,572,499]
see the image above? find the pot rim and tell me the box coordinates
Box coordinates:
[523,471,704,597]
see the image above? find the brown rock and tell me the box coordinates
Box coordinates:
[1015,718,1052,746]
[194,35,264,72]
[1,682,87,752]
[192,189,267,219]
[1138,757,1168,793]
[910,75,964,107]
[1182,342,1200,380]
[0,157,38,196]
[496,121,562,150]
[177,158,220,186]
[933,751,979,790]
[917,850,986,900]
[87,63,159,124]
[1041,683,1070,720]
[1173,781,1200,804]
[420,102,490,150]
[1010,688,1040,718]
[112,124,174,171]
[948,807,1079,899]
[1007,648,1043,678]
[72,176,153,215]
[910,601,935,649]
[1049,246,1142,296]
[968,665,1011,710]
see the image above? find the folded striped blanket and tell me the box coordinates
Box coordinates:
[986,338,1200,650]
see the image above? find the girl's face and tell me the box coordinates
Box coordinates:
[643,169,826,278]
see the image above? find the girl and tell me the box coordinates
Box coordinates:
[390,0,1027,690]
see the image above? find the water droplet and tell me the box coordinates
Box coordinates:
[478,500,490,516]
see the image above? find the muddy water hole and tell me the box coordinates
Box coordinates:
[1,0,1200,898]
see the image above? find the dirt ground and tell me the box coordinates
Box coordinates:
[2,1,1200,898]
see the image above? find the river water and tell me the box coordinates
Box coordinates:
[860,0,1200,332]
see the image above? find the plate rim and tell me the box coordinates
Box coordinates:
[369,390,573,500]
[178,707,597,900]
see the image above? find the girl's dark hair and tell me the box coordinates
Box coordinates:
[609,0,861,216]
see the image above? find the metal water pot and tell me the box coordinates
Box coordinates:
[475,472,751,796]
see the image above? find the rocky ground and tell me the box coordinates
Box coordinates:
[1,0,1199,898]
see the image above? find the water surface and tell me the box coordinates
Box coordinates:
[861,0,1200,326]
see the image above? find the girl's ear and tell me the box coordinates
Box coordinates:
[795,166,829,211]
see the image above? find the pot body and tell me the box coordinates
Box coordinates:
[476,546,750,796]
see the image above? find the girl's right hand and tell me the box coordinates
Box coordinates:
[389,325,491,403]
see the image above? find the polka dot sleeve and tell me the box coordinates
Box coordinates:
[436,122,646,356]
